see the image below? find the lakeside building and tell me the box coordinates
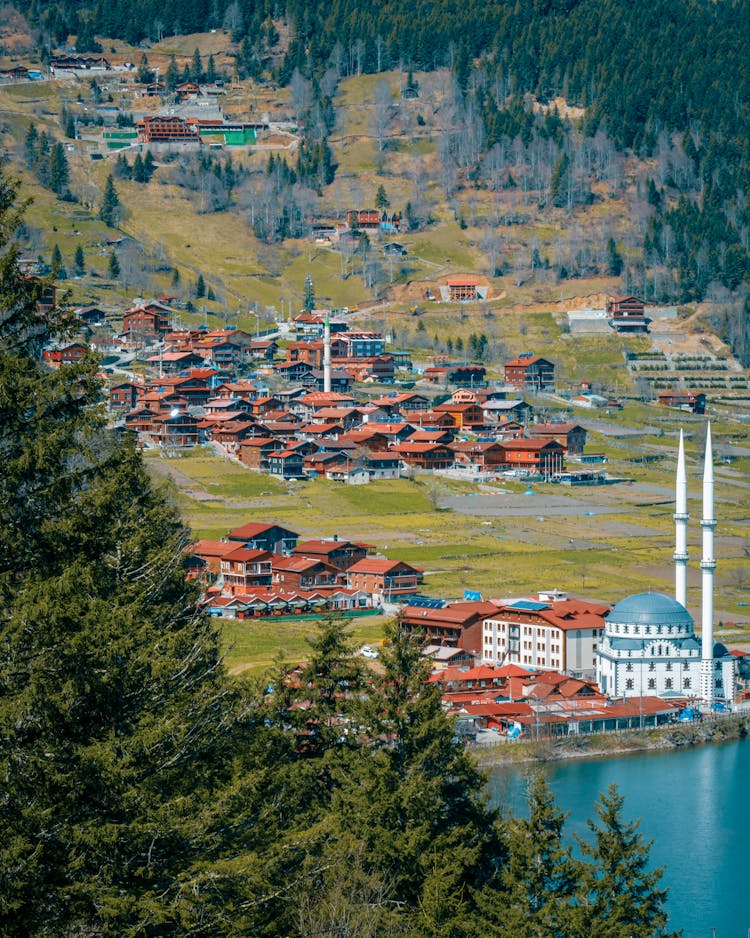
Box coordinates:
[596,428,736,704]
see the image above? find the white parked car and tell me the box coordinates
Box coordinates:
[360,645,379,659]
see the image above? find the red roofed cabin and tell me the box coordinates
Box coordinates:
[346,558,423,601]
[123,305,171,339]
[293,537,370,571]
[401,600,501,655]
[226,522,299,555]
[527,422,587,456]
[504,354,555,391]
[444,276,483,301]
[658,391,706,415]
[272,557,341,590]
[499,439,564,474]
[43,342,88,365]
[219,547,274,593]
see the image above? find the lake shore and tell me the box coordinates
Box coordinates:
[472,713,750,768]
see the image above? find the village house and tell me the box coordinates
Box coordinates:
[293,538,371,571]
[450,441,507,470]
[237,437,282,470]
[498,439,565,474]
[400,600,501,655]
[219,547,274,594]
[122,304,171,341]
[433,401,485,430]
[527,422,587,455]
[43,342,89,366]
[345,558,424,602]
[267,448,305,479]
[151,411,199,448]
[658,391,706,414]
[391,441,455,470]
[109,381,142,411]
[607,295,648,333]
[226,522,299,555]
[504,354,555,391]
[272,556,342,591]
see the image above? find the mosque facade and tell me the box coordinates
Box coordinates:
[596,426,736,704]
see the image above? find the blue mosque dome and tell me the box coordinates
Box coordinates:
[606,592,694,627]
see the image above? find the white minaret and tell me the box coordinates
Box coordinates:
[323,311,332,394]
[674,429,689,609]
[699,423,717,703]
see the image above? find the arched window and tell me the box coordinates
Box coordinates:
[648,678,656,689]
[626,678,634,690]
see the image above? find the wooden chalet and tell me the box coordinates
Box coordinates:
[504,354,555,391]
[226,522,299,554]
[293,538,371,571]
[527,422,587,455]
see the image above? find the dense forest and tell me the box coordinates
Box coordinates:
[0,167,679,934]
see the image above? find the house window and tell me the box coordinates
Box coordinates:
[666,662,672,671]
[665,678,673,689]
[648,678,656,690]
[626,679,634,690]
[626,663,633,671]
[649,662,655,672]
[684,678,691,689]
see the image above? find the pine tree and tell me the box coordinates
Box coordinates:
[108,249,120,278]
[99,174,121,227]
[375,183,390,210]
[575,784,679,938]
[477,774,581,936]
[0,167,270,934]
[74,244,85,275]
[165,54,179,90]
[143,150,156,180]
[332,621,504,918]
[171,266,180,286]
[192,47,202,83]
[195,273,205,297]
[51,243,62,269]
[132,152,146,182]
[206,53,216,84]
[48,142,70,196]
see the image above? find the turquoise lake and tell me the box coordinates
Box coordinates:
[489,740,750,937]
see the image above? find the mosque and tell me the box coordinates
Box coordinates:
[596,425,736,704]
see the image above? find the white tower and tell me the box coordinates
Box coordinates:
[323,311,332,394]
[699,423,717,704]
[674,429,689,608]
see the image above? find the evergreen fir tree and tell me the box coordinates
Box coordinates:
[108,249,120,278]
[0,167,270,933]
[74,244,85,275]
[192,47,203,83]
[477,774,581,936]
[206,53,216,84]
[51,242,63,269]
[171,267,180,287]
[165,54,179,90]
[48,142,70,197]
[375,183,390,210]
[132,153,146,182]
[99,174,121,227]
[575,784,679,937]
[195,273,205,297]
[143,150,156,180]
